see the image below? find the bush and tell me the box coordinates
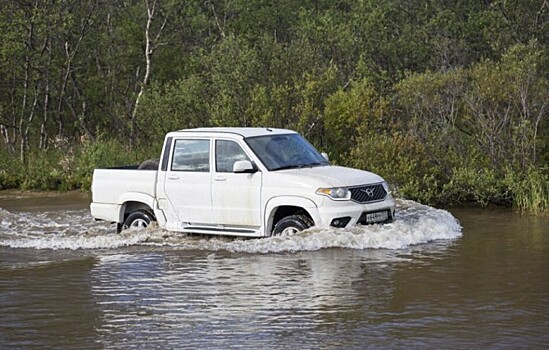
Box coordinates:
[505,167,549,214]
[0,136,158,192]
[347,130,548,214]
[347,131,445,205]
[74,136,157,190]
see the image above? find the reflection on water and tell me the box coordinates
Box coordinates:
[0,191,548,349]
[92,250,403,348]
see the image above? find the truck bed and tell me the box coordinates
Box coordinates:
[91,167,159,222]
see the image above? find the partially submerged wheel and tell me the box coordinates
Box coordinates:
[272,214,313,236]
[119,210,154,232]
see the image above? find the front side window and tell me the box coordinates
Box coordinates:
[171,139,210,172]
[215,140,251,172]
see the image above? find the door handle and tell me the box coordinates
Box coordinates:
[214,176,227,181]
[168,174,180,180]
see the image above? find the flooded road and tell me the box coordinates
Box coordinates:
[0,191,547,349]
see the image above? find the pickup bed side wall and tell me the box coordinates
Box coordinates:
[118,192,156,209]
[91,168,159,224]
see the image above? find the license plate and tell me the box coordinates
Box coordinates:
[365,211,389,223]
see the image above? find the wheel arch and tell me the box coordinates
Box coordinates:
[121,201,156,223]
[117,192,157,223]
[264,196,319,236]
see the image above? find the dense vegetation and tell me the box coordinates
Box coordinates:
[0,0,547,213]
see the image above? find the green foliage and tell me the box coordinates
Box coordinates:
[0,137,155,191]
[504,167,549,215]
[0,152,22,190]
[442,167,506,206]
[1,149,73,191]
[324,78,390,163]
[138,76,209,146]
[74,136,155,190]
[348,132,442,205]
[205,35,262,127]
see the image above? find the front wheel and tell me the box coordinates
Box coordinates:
[119,210,154,232]
[272,215,313,236]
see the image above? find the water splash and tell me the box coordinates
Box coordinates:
[0,199,461,252]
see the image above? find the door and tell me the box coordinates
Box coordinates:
[163,138,213,225]
[211,139,262,228]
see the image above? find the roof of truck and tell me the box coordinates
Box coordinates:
[170,127,297,138]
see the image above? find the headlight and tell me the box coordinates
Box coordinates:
[316,187,351,200]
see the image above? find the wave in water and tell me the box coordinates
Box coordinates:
[0,199,461,252]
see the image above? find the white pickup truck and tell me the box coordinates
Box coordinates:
[90,128,395,236]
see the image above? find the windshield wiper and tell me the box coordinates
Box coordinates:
[271,164,305,171]
[272,162,327,171]
[304,162,327,167]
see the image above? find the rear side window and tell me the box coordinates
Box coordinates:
[171,139,210,172]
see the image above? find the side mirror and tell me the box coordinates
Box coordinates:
[233,160,258,173]
[321,152,330,162]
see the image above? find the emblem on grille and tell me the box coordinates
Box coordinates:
[360,188,375,197]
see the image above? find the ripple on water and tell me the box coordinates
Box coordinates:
[0,199,462,252]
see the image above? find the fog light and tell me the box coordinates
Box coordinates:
[330,217,351,228]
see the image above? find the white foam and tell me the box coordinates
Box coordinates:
[0,199,462,252]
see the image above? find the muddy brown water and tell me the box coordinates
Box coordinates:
[0,191,547,349]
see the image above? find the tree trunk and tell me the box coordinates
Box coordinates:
[40,38,52,150]
[129,0,167,147]
[19,19,34,163]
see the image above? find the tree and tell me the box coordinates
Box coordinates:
[129,0,169,147]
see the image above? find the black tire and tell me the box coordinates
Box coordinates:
[138,158,160,170]
[272,214,313,236]
[121,210,154,232]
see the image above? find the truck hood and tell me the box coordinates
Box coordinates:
[267,165,385,189]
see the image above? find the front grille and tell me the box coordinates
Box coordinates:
[349,183,387,203]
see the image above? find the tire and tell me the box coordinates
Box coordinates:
[138,158,160,170]
[121,210,154,232]
[272,214,313,236]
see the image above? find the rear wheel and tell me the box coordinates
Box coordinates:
[272,215,313,236]
[120,210,154,232]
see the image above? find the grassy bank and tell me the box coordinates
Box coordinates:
[1,138,547,215]
[346,132,549,215]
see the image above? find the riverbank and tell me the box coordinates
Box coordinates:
[1,145,547,216]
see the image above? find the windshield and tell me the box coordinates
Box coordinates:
[245,133,330,171]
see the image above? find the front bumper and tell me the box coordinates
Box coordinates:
[316,194,396,228]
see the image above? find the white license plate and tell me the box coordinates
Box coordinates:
[365,211,389,223]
